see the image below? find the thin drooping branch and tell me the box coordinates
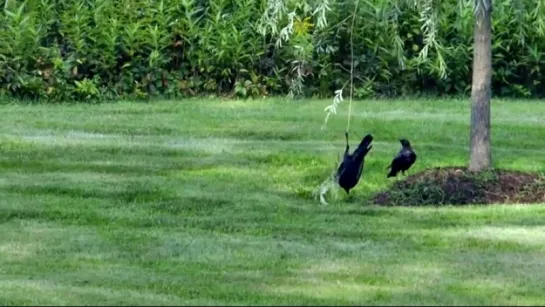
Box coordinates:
[346,0,359,132]
[316,0,360,205]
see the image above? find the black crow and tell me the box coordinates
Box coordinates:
[335,131,374,194]
[386,138,417,178]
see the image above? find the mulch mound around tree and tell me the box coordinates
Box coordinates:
[373,166,545,206]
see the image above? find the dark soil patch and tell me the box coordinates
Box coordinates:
[373,166,545,206]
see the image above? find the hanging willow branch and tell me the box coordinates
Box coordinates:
[315,0,360,205]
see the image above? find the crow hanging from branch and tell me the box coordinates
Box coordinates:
[317,131,374,205]
[336,131,374,194]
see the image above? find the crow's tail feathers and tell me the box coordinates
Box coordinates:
[387,169,396,178]
[353,134,373,159]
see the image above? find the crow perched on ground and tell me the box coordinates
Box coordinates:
[386,138,417,178]
[335,131,374,194]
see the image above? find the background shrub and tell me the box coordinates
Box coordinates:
[0,0,544,102]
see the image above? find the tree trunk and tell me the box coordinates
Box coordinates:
[469,0,492,172]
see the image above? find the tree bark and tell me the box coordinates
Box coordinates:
[469,0,492,172]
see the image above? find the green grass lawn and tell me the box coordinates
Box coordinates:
[1,97,545,305]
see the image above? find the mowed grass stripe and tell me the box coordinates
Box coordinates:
[1,98,545,305]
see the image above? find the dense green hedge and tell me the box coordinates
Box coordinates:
[0,0,544,101]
